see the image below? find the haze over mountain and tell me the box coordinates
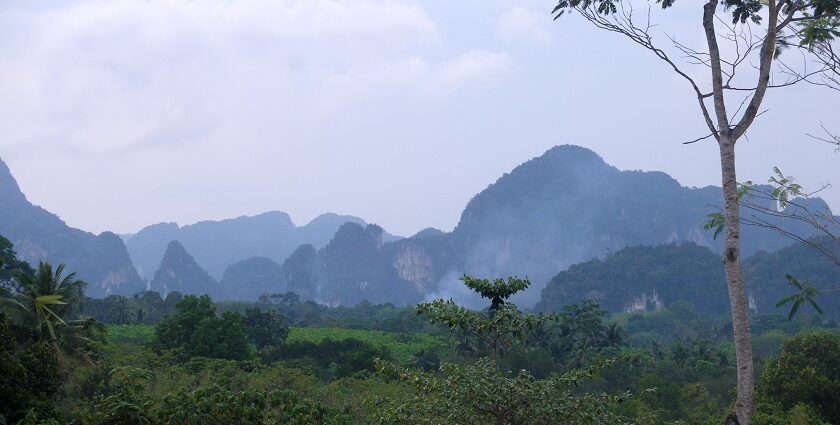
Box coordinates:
[125,212,401,280]
[2,146,832,308]
[443,145,824,305]
[0,156,143,297]
[251,145,833,308]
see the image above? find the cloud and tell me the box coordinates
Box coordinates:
[429,50,513,94]
[495,6,552,43]
[3,0,835,239]
[425,271,484,309]
[0,0,440,154]
[323,49,512,98]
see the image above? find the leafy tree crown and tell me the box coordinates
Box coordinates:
[460,275,530,309]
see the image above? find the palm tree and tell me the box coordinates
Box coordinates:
[716,349,731,368]
[650,340,664,361]
[109,295,135,325]
[671,341,691,368]
[2,261,103,367]
[411,348,440,372]
[134,306,147,324]
[605,323,623,346]
[776,274,823,320]
[695,339,714,362]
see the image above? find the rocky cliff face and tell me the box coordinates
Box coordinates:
[0,157,144,297]
[392,242,435,292]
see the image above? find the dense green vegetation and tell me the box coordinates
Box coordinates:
[538,242,840,318]
[754,332,840,424]
[2,234,839,424]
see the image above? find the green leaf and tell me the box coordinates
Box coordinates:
[703,212,726,240]
[775,294,799,308]
[35,294,66,305]
[788,299,803,320]
[806,297,824,315]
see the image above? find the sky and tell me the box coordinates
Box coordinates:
[0,0,837,237]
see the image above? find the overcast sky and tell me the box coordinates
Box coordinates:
[1,0,837,237]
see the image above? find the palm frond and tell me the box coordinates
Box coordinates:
[806,297,824,315]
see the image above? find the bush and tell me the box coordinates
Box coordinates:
[243,307,289,349]
[757,332,840,423]
[0,317,61,424]
[263,337,391,378]
[153,295,251,361]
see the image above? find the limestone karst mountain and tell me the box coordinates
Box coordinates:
[218,256,284,301]
[273,145,831,307]
[151,240,217,297]
[314,222,424,306]
[4,145,831,307]
[0,156,143,297]
[448,145,828,305]
[125,212,400,280]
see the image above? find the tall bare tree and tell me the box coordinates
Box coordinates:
[550,1,838,423]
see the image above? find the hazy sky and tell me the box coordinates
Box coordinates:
[1,0,837,237]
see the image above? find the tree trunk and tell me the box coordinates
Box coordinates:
[718,136,753,424]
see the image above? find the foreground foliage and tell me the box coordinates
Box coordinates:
[375,357,631,424]
[755,332,840,424]
[2,262,104,367]
[374,275,632,424]
[153,295,252,361]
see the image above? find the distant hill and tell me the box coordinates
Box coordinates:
[536,243,728,314]
[0,156,143,297]
[218,256,283,301]
[315,223,423,306]
[536,240,840,319]
[447,145,824,305]
[741,237,840,318]
[272,145,829,307]
[151,240,217,297]
[3,145,831,306]
[205,222,429,305]
[125,212,400,280]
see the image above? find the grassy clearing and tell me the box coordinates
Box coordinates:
[287,327,454,363]
[107,324,155,345]
[106,324,454,363]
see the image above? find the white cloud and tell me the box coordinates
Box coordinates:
[429,50,513,94]
[495,6,552,43]
[322,56,431,99]
[323,49,512,98]
[1,0,836,238]
[0,0,440,153]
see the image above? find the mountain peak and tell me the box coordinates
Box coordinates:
[304,212,365,228]
[540,144,605,163]
[164,239,188,256]
[152,240,217,297]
